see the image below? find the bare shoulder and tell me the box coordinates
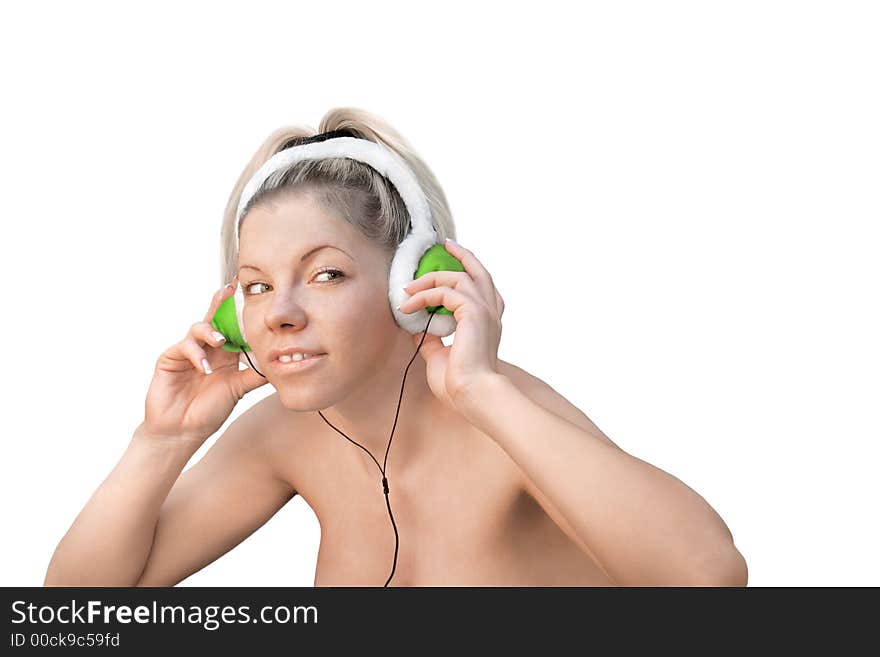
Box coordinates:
[495,359,621,451]
[494,360,624,570]
[236,392,302,496]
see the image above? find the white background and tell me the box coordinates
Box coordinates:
[1,1,877,587]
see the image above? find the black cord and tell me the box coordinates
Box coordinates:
[242,350,265,378]
[318,309,437,587]
[241,309,438,587]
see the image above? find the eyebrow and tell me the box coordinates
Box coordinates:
[238,244,352,274]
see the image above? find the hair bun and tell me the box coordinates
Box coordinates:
[280,128,359,151]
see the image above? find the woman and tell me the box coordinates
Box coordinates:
[44,107,747,587]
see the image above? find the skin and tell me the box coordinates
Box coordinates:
[236,188,446,464]
[44,184,743,587]
[236,189,617,585]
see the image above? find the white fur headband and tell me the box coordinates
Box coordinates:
[234,133,436,252]
[232,132,456,338]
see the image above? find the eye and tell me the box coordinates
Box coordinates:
[313,267,345,283]
[242,268,345,296]
[244,282,270,295]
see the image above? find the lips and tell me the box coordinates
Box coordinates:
[277,353,324,363]
[270,353,327,372]
[268,346,326,361]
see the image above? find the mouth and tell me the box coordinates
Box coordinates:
[270,353,327,372]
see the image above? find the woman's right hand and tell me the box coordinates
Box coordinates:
[141,276,268,445]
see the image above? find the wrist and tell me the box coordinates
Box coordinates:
[126,424,201,480]
[132,423,206,455]
[453,372,511,417]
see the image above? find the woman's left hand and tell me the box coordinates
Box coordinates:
[399,238,504,411]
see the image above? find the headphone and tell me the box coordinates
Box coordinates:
[210,129,465,586]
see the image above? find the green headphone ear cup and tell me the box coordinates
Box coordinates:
[414,243,466,316]
[211,295,252,353]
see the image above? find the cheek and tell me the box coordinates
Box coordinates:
[325,281,396,330]
[327,300,394,350]
[321,296,399,364]
[242,281,395,343]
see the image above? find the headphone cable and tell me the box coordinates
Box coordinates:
[241,310,438,586]
[317,309,437,586]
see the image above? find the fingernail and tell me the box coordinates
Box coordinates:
[445,237,458,245]
[211,331,226,343]
[202,358,213,374]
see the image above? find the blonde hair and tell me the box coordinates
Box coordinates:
[219,107,457,285]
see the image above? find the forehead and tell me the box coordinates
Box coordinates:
[239,191,355,252]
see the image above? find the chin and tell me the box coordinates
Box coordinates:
[274,386,322,412]
[273,377,345,413]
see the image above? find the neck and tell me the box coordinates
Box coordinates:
[316,331,439,471]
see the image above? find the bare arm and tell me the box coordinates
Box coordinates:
[134,401,295,587]
[44,399,295,587]
[455,371,748,587]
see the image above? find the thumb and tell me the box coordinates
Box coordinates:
[412,331,445,359]
[233,360,270,397]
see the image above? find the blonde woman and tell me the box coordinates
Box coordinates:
[45,107,747,587]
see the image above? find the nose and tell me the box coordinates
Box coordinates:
[261,288,310,331]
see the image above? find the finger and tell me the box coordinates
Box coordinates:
[203,276,238,324]
[399,286,475,317]
[168,337,213,375]
[405,270,479,299]
[412,330,446,360]
[442,239,498,307]
[232,364,269,399]
[188,320,228,349]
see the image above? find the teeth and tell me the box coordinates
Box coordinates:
[278,353,315,363]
